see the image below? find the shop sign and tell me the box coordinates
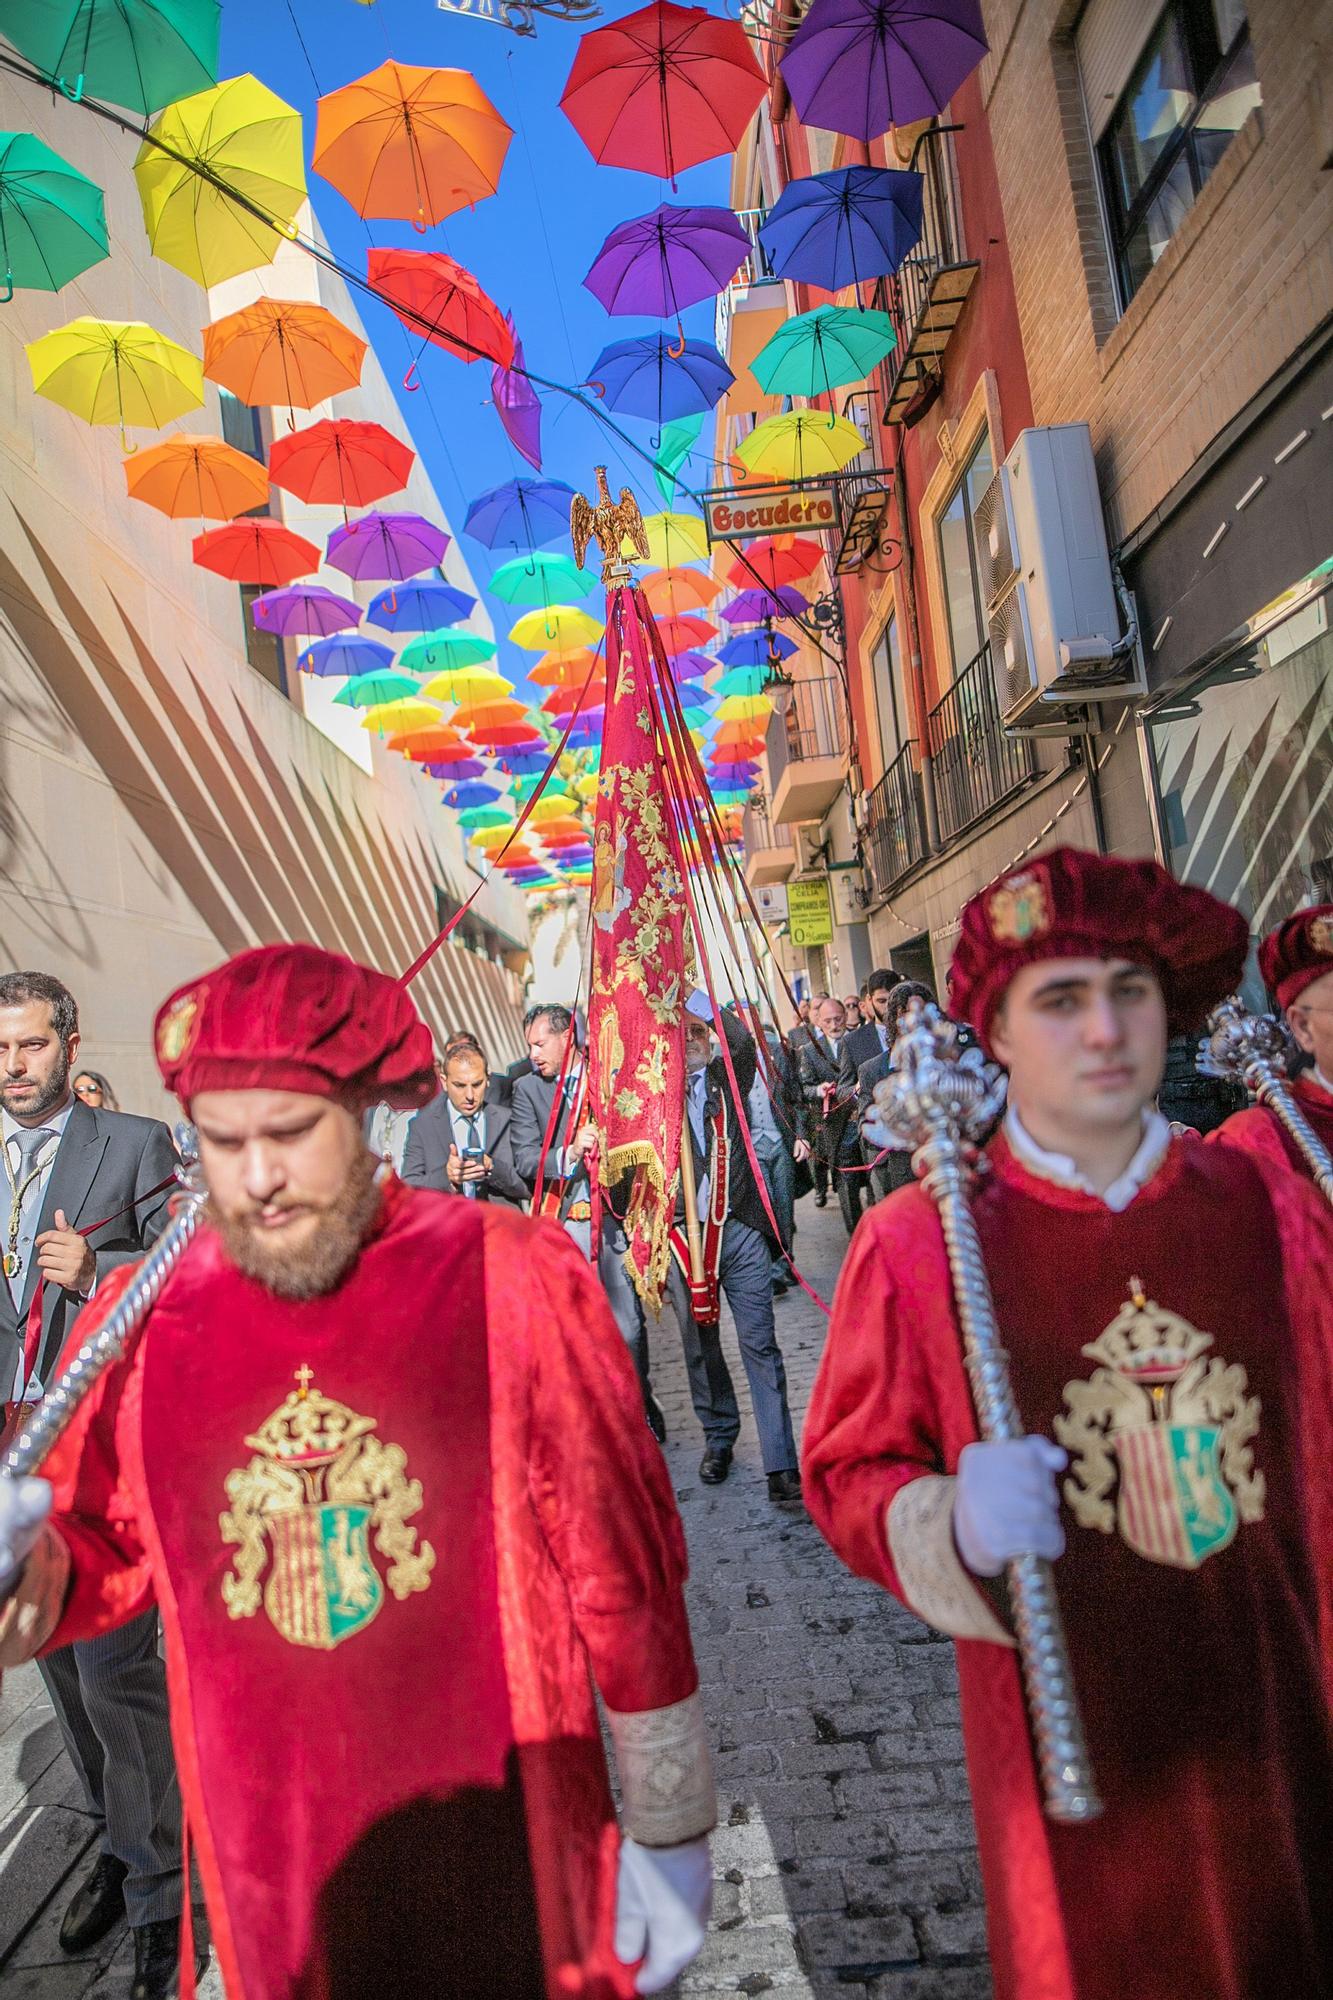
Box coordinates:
[704,486,837,546]
[787,877,833,946]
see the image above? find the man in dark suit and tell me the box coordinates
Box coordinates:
[0,970,188,1998]
[798,996,867,1235]
[837,967,900,1087]
[852,981,936,1202]
[401,1035,527,1205]
[745,1018,812,1294]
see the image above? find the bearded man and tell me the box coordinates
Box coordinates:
[0,943,716,2000]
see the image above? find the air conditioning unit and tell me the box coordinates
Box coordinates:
[795,825,827,873]
[977,424,1144,729]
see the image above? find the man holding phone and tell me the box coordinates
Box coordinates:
[402,1036,528,1206]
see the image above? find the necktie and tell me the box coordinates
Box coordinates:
[5,1127,54,1304]
[461,1115,481,1200]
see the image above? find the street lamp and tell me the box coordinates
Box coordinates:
[760,621,795,716]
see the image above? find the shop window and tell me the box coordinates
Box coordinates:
[240,583,287,694]
[1098,0,1261,307]
[936,432,994,676]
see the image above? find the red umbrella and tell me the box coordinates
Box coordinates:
[727,535,825,590]
[367,247,515,371]
[654,612,717,654]
[192,519,320,586]
[560,1,766,184]
[269,418,414,509]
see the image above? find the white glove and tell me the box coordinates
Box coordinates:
[0,1477,53,1595]
[614,1835,712,1994]
[952,1438,1067,1578]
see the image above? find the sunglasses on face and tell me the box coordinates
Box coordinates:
[74,1082,102,1098]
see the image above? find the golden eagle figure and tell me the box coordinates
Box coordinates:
[570,465,650,583]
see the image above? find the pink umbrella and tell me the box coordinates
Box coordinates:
[251,583,363,636]
[326,512,450,582]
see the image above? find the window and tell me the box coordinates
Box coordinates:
[1099,0,1261,306]
[936,432,994,675]
[218,388,265,464]
[870,610,907,766]
[240,583,287,693]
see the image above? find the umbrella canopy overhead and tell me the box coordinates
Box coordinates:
[269,418,414,509]
[0,133,108,296]
[654,612,715,654]
[251,582,363,636]
[489,551,591,606]
[442,782,504,809]
[721,584,809,623]
[726,535,824,589]
[125,434,269,519]
[759,166,924,294]
[464,478,578,550]
[7,0,219,116]
[641,509,708,567]
[653,411,704,503]
[332,669,423,708]
[367,579,475,631]
[719,628,798,667]
[584,202,750,318]
[561,0,766,183]
[361,697,443,736]
[134,74,306,288]
[399,629,497,672]
[666,647,714,681]
[193,519,318,585]
[509,604,603,651]
[202,298,366,414]
[313,61,511,226]
[781,0,988,141]
[368,247,514,370]
[325,511,449,583]
[736,410,866,480]
[492,320,541,473]
[640,566,719,618]
[715,665,771,698]
[752,304,897,397]
[26,316,202,437]
[419,667,514,704]
[590,332,732,423]
[297,635,395,677]
[530,646,602,686]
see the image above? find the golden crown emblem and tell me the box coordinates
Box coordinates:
[1078,1279,1213,1384]
[242,1365,375,1469]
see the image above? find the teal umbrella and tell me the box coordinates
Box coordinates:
[716,665,769,698]
[0,134,107,298]
[399,630,497,673]
[7,0,220,115]
[752,304,897,398]
[653,412,704,504]
[331,669,423,708]
[489,551,591,607]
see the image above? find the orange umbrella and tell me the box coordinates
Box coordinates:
[456,699,531,731]
[203,299,366,421]
[269,418,414,510]
[126,435,269,519]
[313,62,512,228]
[530,653,596,687]
[388,727,467,758]
[640,566,719,617]
[192,519,319,585]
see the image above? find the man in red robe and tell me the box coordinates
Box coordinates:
[0,944,716,2000]
[802,848,1333,2000]
[1214,902,1333,1180]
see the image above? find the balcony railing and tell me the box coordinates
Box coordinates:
[766,674,847,782]
[873,125,980,422]
[927,645,1036,844]
[864,741,927,896]
[742,798,779,854]
[716,207,782,354]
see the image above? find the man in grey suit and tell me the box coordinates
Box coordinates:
[0,971,191,2000]
[401,1035,528,1205]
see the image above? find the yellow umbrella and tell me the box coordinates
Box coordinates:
[717,694,772,722]
[360,698,442,736]
[509,605,604,652]
[27,317,203,444]
[526,791,581,822]
[418,667,514,705]
[736,411,866,480]
[641,511,709,568]
[134,74,306,288]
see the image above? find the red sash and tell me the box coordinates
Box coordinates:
[532,1065,590,1222]
[667,1102,728,1328]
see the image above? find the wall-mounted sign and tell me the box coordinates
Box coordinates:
[436,0,599,34]
[787,876,834,947]
[752,882,789,925]
[830,864,868,927]
[704,486,838,546]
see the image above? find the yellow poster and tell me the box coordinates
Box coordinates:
[787,877,833,946]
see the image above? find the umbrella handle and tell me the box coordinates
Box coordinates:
[403,363,421,393]
[413,209,428,236]
[587,380,606,399]
[0,274,12,305]
[58,72,85,103]
[667,322,686,359]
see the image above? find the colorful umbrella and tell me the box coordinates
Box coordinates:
[509,605,603,652]
[590,333,732,424]
[332,669,424,708]
[269,419,414,510]
[367,580,474,631]
[470,723,542,749]
[726,536,824,589]
[752,305,897,398]
[422,757,486,779]
[541,682,607,718]
[717,693,772,721]
[203,298,366,417]
[458,805,515,831]
[494,746,555,775]
[442,782,503,809]
[297,636,395,677]
[781,0,988,141]
[653,412,704,504]
[399,630,497,672]
[715,665,770,698]
[27,316,202,440]
[0,133,107,298]
[192,519,318,585]
[455,697,531,728]
[654,613,715,654]
[560,0,766,184]
[419,668,514,705]
[584,203,750,319]
[721,585,809,623]
[464,478,578,550]
[8,0,219,116]
[368,247,514,371]
[361,698,442,737]
[736,410,866,480]
[326,512,449,583]
[666,648,714,681]
[719,628,798,666]
[489,551,590,606]
[641,510,708,567]
[125,434,269,519]
[640,566,719,618]
[492,318,541,472]
[529,647,602,686]
[251,582,362,636]
[759,166,923,295]
[390,727,469,758]
[134,75,306,288]
[313,62,511,227]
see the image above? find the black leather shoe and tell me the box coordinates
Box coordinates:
[771,1275,791,1296]
[814,1192,828,1208]
[699,1446,732,1485]
[646,1395,667,1444]
[767,1469,804,1505]
[60,1852,128,1952]
[129,1918,209,2000]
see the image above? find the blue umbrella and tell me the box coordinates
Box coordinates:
[495,745,557,775]
[464,478,578,551]
[443,781,504,810]
[759,166,923,296]
[296,635,396,678]
[590,334,733,425]
[367,580,475,632]
[719,629,798,667]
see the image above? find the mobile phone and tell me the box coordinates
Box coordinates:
[461,1146,488,1168]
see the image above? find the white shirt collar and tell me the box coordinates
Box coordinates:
[3,1098,75,1151]
[1004,1105,1171,1213]
[448,1101,486,1132]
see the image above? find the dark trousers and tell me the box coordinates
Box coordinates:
[756,1144,796,1279]
[833,1140,870,1236]
[667,1219,798,1473]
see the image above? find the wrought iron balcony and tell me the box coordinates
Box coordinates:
[767,675,849,825]
[875,126,980,424]
[715,207,784,361]
[927,645,1036,844]
[864,741,928,897]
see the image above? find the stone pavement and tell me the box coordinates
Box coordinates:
[0,1196,991,1998]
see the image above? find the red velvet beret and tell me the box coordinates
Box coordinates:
[949,847,1248,1047]
[1258,904,1333,1012]
[154,943,437,1110]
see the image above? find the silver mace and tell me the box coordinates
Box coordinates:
[1199,998,1333,1203]
[2,1126,205,1483]
[870,1002,1102,1823]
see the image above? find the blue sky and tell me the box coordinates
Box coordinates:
[220,0,730,691]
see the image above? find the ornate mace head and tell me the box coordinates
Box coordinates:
[865,999,1008,1164]
[1198,996,1297,1087]
[570,464,651,583]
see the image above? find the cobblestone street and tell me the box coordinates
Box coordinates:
[0,1198,991,1998]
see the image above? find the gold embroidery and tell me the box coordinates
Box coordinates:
[220,1369,434,1650]
[156,990,200,1064]
[987,870,1050,943]
[1054,1279,1264,1570]
[1308,915,1333,957]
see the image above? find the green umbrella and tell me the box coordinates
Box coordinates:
[752,306,897,399]
[653,413,704,504]
[716,666,768,698]
[0,134,108,298]
[399,630,497,673]
[458,805,516,830]
[7,0,220,116]
[489,551,591,607]
[331,669,423,708]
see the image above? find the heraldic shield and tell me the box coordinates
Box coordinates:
[1055,1280,1265,1571]
[221,1367,434,1650]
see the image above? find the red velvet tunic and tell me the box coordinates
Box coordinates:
[30,1181,699,2000]
[1212,1072,1333,1183]
[804,1135,1333,2000]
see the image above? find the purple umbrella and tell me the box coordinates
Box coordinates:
[492,316,543,473]
[251,584,362,636]
[720,586,809,623]
[326,513,450,584]
[668,648,715,682]
[781,0,988,143]
[297,636,395,677]
[419,758,487,779]
[584,203,752,320]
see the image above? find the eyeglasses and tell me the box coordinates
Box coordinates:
[74,1082,102,1098]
